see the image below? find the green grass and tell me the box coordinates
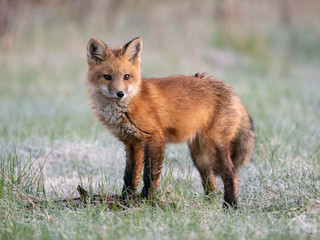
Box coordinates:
[1,1,320,239]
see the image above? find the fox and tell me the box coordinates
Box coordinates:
[86,37,255,208]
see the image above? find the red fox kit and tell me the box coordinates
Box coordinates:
[86,37,255,208]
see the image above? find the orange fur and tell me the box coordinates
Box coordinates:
[86,37,255,208]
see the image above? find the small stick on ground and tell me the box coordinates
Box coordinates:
[22,185,128,210]
[76,185,127,209]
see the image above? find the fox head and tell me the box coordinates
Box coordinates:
[87,37,142,101]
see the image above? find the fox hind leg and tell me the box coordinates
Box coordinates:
[188,135,217,195]
[213,144,238,209]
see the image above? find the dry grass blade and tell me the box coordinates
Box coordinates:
[0,168,48,220]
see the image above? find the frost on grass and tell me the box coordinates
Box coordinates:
[15,139,126,195]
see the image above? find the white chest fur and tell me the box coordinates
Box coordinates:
[93,94,141,138]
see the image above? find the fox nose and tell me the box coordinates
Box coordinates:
[116,91,125,98]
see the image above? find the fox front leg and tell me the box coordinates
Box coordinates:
[121,141,144,198]
[141,136,165,199]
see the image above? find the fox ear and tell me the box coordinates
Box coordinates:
[87,38,110,66]
[122,37,142,66]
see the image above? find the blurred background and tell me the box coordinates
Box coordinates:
[0,0,319,189]
[1,0,320,76]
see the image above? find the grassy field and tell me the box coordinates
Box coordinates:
[1,1,320,239]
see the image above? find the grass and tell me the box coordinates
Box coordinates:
[1,1,320,239]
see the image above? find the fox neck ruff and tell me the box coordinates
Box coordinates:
[91,91,148,139]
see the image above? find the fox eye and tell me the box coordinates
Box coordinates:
[103,74,112,80]
[124,74,130,80]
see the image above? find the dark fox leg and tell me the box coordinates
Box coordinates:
[141,136,165,199]
[214,144,238,209]
[188,136,217,195]
[121,141,144,197]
